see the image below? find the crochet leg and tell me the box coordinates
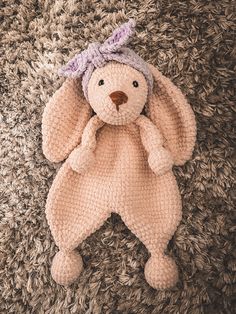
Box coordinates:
[122,194,182,289]
[46,162,110,286]
[50,209,110,286]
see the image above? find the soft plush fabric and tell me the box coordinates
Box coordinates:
[1,1,235,313]
[42,21,196,289]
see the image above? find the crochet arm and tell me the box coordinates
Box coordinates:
[79,115,105,150]
[69,115,104,173]
[135,115,173,176]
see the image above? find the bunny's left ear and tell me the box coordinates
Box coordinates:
[42,78,92,163]
[146,64,196,166]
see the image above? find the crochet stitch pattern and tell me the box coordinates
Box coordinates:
[42,20,196,289]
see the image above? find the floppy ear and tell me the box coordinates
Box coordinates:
[42,78,92,163]
[146,64,196,166]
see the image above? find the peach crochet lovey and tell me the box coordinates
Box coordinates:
[42,21,196,290]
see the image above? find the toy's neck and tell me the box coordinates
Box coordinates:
[100,114,146,129]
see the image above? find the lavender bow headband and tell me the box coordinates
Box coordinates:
[59,19,153,100]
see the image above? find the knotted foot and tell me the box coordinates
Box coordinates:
[51,250,83,286]
[144,254,178,289]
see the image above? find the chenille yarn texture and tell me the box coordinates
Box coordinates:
[42,21,196,290]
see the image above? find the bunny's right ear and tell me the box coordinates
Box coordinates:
[146,65,196,166]
[42,78,92,163]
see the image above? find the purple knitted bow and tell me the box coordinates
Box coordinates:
[58,19,136,77]
[59,19,153,100]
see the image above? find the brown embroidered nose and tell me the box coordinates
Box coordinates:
[109,91,128,111]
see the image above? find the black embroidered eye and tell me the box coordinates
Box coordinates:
[133,80,139,87]
[98,79,104,86]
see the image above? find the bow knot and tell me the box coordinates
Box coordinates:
[87,43,106,68]
[59,19,136,78]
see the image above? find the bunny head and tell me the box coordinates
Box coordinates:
[87,62,148,125]
[43,19,195,165]
[59,19,152,125]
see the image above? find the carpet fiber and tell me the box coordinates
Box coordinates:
[1,1,235,313]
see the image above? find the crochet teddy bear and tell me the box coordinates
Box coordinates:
[42,20,196,289]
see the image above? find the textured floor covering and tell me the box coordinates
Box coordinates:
[1,0,235,313]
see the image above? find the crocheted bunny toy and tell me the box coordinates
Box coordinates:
[42,20,196,289]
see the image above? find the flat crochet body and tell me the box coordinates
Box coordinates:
[46,123,182,253]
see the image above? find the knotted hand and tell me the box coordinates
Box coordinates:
[148,148,173,176]
[69,146,95,174]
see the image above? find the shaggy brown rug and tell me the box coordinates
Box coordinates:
[1,0,235,313]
